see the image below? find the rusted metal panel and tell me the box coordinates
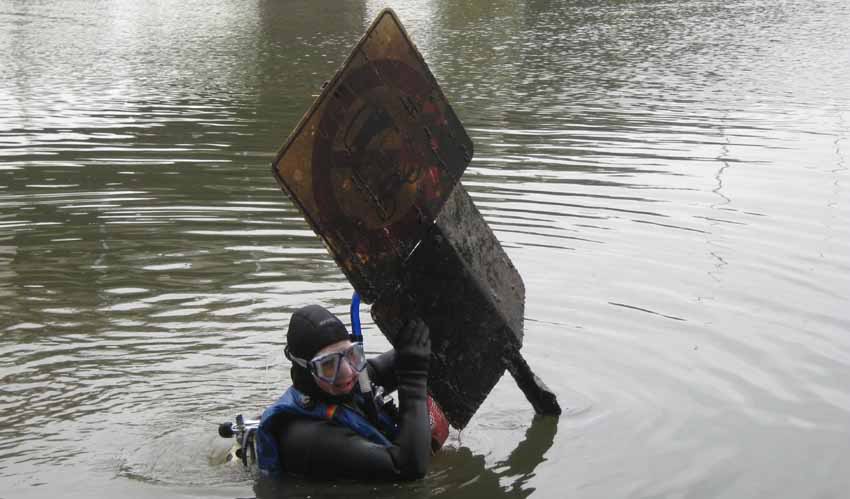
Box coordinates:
[272,9,473,303]
[272,8,560,429]
[371,185,526,428]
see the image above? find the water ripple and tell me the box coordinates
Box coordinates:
[2,0,850,496]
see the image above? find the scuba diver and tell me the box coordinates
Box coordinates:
[255,304,445,481]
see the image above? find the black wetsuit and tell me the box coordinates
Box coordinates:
[268,350,431,481]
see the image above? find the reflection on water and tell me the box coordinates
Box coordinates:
[2,0,850,497]
[428,416,558,499]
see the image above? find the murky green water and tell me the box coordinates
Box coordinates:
[2,0,849,497]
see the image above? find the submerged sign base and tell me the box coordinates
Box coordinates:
[272,9,560,428]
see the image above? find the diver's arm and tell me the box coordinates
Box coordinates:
[277,416,421,480]
[387,318,432,479]
[366,349,398,393]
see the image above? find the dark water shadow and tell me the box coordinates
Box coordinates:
[429,415,559,498]
[252,415,558,499]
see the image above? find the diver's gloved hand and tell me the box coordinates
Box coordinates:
[394,318,431,376]
[391,318,432,479]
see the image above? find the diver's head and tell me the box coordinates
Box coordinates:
[285,305,363,397]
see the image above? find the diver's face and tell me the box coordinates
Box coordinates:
[313,339,358,395]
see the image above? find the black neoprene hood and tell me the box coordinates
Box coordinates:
[285,305,352,398]
[286,304,350,361]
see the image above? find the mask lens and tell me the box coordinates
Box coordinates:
[347,343,367,372]
[315,355,340,382]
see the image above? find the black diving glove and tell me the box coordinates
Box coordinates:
[394,318,431,376]
[390,317,432,479]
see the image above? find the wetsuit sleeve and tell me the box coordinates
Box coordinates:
[277,418,404,480]
[366,350,398,393]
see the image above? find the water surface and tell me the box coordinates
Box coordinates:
[1,0,849,498]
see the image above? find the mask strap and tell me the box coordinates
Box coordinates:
[284,346,310,369]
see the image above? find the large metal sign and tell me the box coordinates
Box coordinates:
[272,9,473,303]
[272,9,560,428]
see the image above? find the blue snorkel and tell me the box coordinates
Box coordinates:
[351,292,380,424]
[350,291,362,341]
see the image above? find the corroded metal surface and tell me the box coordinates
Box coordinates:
[272,8,559,428]
[272,9,473,303]
[371,184,561,428]
[371,185,527,428]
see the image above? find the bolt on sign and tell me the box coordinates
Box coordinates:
[272,9,561,428]
[272,9,473,304]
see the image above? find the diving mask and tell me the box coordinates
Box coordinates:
[286,342,367,384]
